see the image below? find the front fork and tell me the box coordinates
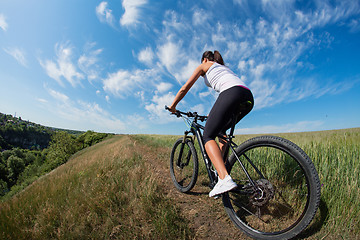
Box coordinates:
[176,131,193,168]
[191,129,218,188]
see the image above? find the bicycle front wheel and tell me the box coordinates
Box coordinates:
[170,138,198,193]
[223,136,321,240]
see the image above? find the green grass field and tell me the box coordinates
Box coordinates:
[135,128,360,239]
[0,128,359,239]
[0,136,191,240]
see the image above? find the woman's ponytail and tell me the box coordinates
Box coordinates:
[214,50,224,65]
[201,50,224,65]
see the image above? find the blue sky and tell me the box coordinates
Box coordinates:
[0,0,359,135]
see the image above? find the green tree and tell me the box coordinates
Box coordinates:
[12,148,25,159]
[24,151,36,166]
[45,131,77,170]
[0,134,7,150]
[7,155,25,184]
[2,150,12,161]
[77,130,109,148]
[0,179,7,196]
[0,158,7,182]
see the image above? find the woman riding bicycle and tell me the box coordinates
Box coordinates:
[168,50,254,197]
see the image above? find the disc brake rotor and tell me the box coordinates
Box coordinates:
[249,179,275,207]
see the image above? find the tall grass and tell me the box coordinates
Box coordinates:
[0,135,192,240]
[1,129,358,239]
[238,129,360,238]
[294,129,359,238]
[138,128,360,239]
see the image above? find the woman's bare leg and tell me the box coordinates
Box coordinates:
[218,137,228,160]
[205,140,229,179]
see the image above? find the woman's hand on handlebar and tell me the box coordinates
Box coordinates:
[166,105,177,114]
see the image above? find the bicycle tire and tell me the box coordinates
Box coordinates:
[170,138,199,193]
[222,135,321,240]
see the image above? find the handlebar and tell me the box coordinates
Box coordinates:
[165,105,207,122]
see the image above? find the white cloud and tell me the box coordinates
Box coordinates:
[157,41,182,74]
[190,104,206,116]
[212,23,227,44]
[96,2,115,26]
[213,2,360,110]
[40,43,84,87]
[45,87,126,132]
[136,91,145,102]
[103,70,132,98]
[162,10,187,32]
[126,113,148,130]
[250,63,266,79]
[3,47,27,67]
[78,43,103,81]
[249,78,287,110]
[0,14,8,31]
[120,0,147,26]
[103,68,159,98]
[74,0,360,131]
[199,89,212,98]
[40,42,104,87]
[129,0,360,120]
[172,59,199,85]
[138,46,154,65]
[156,82,172,93]
[236,120,324,134]
[238,60,246,71]
[16,0,357,134]
[76,101,126,132]
[145,92,176,123]
[192,9,212,28]
[36,98,48,104]
[348,17,360,32]
[40,60,64,86]
[192,10,203,26]
[48,88,69,103]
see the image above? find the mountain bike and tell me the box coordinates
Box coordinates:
[165,106,321,240]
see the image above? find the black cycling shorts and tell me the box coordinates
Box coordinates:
[203,86,254,144]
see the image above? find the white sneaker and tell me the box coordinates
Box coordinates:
[209,175,237,197]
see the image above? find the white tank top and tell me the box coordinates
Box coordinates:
[203,62,246,93]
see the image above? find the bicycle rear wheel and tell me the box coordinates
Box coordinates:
[170,138,198,193]
[223,136,321,240]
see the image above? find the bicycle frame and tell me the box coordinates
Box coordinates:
[186,118,217,186]
[179,111,260,190]
[167,107,321,239]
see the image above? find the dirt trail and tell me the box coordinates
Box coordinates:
[129,135,249,240]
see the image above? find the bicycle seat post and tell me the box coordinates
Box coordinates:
[228,113,237,140]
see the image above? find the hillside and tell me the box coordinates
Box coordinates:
[0,135,194,240]
[0,112,85,151]
[0,113,53,150]
[0,112,111,200]
[0,128,359,239]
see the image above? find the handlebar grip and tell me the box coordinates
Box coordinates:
[165,105,207,120]
[165,105,181,117]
